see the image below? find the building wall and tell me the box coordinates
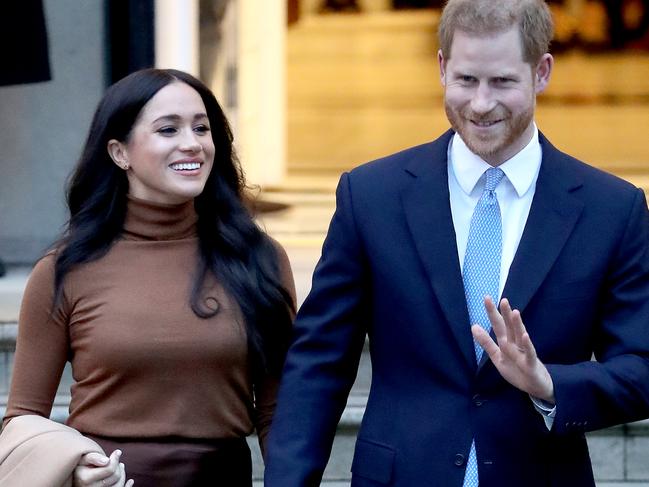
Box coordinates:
[0,0,106,264]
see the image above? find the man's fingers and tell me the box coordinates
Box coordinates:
[499,298,518,344]
[506,307,531,358]
[484,296,505,338]
[510,307,527,345]
[495,298,528,353]
[472,324,500,359]
[521,331,538,365]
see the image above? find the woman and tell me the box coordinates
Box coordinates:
[3,68,296,486]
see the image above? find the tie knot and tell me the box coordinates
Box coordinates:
[484,167,505,192]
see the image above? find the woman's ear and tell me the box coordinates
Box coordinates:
[107,139,129,170]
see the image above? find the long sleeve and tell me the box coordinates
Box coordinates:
[548,188,649,434]
[7,198,292,441]
[254,239,297,456]
[4,255,69,423]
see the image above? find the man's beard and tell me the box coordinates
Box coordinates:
[445,101,534,164]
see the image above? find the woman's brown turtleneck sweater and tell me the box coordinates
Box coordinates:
[4,197,295,449]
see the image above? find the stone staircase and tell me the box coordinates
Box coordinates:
[1,261,648,486]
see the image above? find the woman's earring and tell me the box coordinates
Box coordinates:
[122,162,130,170]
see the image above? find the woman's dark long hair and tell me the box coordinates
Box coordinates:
[54,68,294,378]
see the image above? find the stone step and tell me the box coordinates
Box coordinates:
[0,267,28,323]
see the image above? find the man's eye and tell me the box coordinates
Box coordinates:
[460,76,475,83]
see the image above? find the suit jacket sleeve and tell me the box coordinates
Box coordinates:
[549,187,649,434]
[264,172,369,486]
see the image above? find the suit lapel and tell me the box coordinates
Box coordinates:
[401,131,477,370]
[501,135,584,315]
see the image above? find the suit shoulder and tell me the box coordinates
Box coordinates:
[344,131,453,191]
[561,152,641,196]
[541,135,642,199]
[350,141,435,176]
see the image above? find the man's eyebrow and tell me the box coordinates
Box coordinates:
[493,71,520,78]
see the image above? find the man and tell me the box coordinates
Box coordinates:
[265,1,649,485]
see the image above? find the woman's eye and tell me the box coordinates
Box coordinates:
[194,125,211,134]
[157,127,177,135]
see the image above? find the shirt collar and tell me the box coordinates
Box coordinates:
[450,124,542,197]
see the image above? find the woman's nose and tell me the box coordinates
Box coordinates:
[180,129,202,152]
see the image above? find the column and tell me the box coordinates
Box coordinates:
[155,0,200,75]
[236,0,286,186]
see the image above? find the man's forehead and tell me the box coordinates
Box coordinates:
[450,26,521,47]
[446,27,526,64]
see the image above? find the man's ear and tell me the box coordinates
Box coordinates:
[107,139,129,170]
[534,53,553,94]
[438,49,447,87]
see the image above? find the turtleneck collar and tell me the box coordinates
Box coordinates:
[122,196,198,241]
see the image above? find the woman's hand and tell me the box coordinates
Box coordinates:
[73,449,134,486]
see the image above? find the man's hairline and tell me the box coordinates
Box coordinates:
[441,26,546,70]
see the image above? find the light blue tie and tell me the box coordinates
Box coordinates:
[462,167,505,487]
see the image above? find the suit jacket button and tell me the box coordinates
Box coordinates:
[454,454,466,466]
[472,394,483,407]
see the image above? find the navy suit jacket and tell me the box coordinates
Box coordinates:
[265,130,649,487]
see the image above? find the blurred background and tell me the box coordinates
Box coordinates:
[285,0,649,176]
[0,1,648,485]
[1,0,649,264]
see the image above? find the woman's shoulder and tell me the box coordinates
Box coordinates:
[264,235,291,274]
[265,234,288,258]
[21,252,58,299]
[30,252,57,280]
[263,235,296,306]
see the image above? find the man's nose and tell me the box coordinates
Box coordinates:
[470,83,497,114]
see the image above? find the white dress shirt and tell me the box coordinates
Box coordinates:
[448,125,541,298]
[447,124,556,429]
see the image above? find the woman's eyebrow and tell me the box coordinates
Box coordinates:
[152,113,208,124]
